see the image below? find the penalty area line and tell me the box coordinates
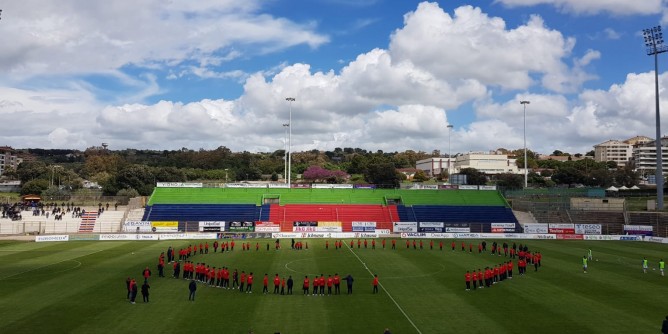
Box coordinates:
[345,243,422,334]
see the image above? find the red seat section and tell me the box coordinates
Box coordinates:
[269,204,398,232]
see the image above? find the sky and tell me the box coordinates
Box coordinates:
[1,0,668,156]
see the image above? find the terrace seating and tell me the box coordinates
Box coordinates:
[268,204,398,232]
[143,204,259,222]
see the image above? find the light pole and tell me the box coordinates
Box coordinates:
[520,100,530,188]
[283,123,289,183]
[644,26,667,210]
[285,97,296,187]
[447,124,454,180]
[224,169,228,183]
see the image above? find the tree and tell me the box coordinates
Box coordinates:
[365,163,400,188]
[495,173,523,190]
[412,170,429,182]
[21,179,49,195]
[437,169,449,182]
[458,168,487,185]
[16,161,49,184]
[114,165,155,196]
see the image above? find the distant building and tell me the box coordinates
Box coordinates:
[416,152,519,177]
[633,137,668,179]
[594,136,652,166]
[0,147,23,176]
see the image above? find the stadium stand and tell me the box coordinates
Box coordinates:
[142,187,516,232]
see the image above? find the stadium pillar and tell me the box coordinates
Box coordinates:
[447,124,453,181]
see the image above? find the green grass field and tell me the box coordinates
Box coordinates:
[0,238,666,334]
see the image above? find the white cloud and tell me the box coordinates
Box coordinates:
[389,3,589,93]
[496,0,663,16]
[0,0,328,79]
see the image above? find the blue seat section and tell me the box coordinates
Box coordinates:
[143,204,260,222]
[257,204,271,221]
[398,205,521,233]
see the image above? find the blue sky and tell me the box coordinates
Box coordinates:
[1,0,667,155]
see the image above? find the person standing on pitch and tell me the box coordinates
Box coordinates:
[142,266,152,283]
[643,257,649,274]
[141,281,150,303]
[345,274,354,294]
[126,277,132,300]
[188,280,197,301]
[661,315,668,334]
[263,274,269,294]
[660,259,665,277]
[287,275,294,295]
[587,248,593,261]
[582,256,588,274]
[129,279,138,304]
[372,275,379,294]
[303,276,310,295]
[273,274,281,294]
[334,273,341,294]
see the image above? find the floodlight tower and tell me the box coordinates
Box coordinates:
[520,100,530,188]
[285,97,296,187]
[283,123,289,183]
[643,26,667,209]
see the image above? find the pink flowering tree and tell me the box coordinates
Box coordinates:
[303,166,349,183]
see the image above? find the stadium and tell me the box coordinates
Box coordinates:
[1,183,667,333]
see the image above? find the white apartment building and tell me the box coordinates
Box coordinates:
[0,147,23,176]
[632,137,668,178]
[416,152,519,177]
[594,136,652,166]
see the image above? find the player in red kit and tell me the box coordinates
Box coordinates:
[465,271,471,291]
[303,276,310,295]
[273,274,280,294]
[372,274,379,294]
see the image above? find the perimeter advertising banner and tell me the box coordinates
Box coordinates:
[491,222,516,233]
[255,222,281,232]
[575,224,602,235]
[228,221,255,232]
[623,225,653,236]
[393,222,418,233]
[523,224,548,234]
[548,223,575,234]
[199,221,226,232]
[123,221,152,232]
[352,221,376,232]
[418,222,445,233]
[151,221,178,233]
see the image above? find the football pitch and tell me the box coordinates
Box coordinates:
[0,239,666,334]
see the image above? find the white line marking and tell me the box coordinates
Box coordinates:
[0,249,104,280]
[345,243,422,334]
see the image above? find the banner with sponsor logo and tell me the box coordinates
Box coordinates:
[548,223,575,234]
[228,221,255,232]
[523,224,548,234]
[354,184,376,189]
[400,232,428,238]
[255,222,281,232]
[438,185,459,190]
[446,227,471,232]
[291,184,312,188]
[584,235,624,241]
[575,224,602,235]
[156,182,202,188]
[418,222,445,233]
[293,221,318,227]
[267,183,290,188]
[644,236,668,244]
[556,234,584,240]
[159,233,217,240]
[393,222,418,233]
[293,226,317,232]
[311,184,354,189]
[458,185,478,190]
[623,225,653,236]
[69,234,100,241]
[272,232,302,238]
[491,222,516,233]
[352,221,376,232]
[620,235,642,241]
[151,221,179,233]
[199,221,226,232]
[478,185,497,190]
[123,221,152,232]
[36,235,69,242]
[354,232,380,238]
[375,229,391,235]
[315,226,343,232]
